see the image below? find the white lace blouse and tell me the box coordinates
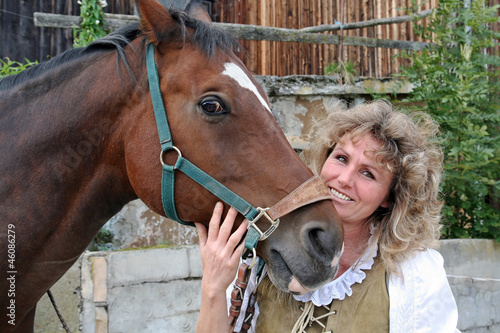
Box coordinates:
[228,246,460,332]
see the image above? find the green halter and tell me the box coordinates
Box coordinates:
[146,43,270,253]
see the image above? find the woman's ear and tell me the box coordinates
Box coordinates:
[380,199,391,209]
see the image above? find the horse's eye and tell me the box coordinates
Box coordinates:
[200,98,228,115]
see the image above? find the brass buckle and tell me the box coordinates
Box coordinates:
[247,207,280,241]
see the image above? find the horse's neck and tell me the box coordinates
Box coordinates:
[54,53,143,213]
[1,51,142,253]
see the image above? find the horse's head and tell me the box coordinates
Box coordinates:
[125,0,344,293]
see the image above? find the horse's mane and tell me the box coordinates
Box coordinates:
[0,8,238,91]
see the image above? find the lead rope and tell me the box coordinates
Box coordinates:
[47,289,72,333]
[228,254,263,333]
[227,262,252,332]
[240,292,257,333]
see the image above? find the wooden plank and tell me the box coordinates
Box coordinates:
[272,0,278,75]
[367,0,376,77]
[305,0,312,74]
[300,8,433,33]
[245,0,258,74]
[19,0,35,61]
[34,12,429,51]
[222,22,430,50]
[329,0,336,73]
[2,0,20,60]
[309,0,317,74]
[33,12,139,30]
[38,0,52,61]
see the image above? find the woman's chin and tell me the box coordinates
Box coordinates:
[288,277,314,295]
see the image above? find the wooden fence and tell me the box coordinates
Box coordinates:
[0,0,135,64]
[213,0,438,77]
[2,0,499,77]
[215,0,500,77]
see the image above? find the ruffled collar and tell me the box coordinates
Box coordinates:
[293,232,378,306]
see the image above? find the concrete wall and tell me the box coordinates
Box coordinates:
[438,239,500,333]
[35,239,500,333]
[80,247,203,333]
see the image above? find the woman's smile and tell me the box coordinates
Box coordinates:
[320,133,393,226]
[329,187,353,202]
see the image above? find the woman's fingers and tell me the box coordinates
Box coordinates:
[196,203,249,294]
[229,220,248,263]
[198,203,247,259]
[218,207,239,241]
[206,202,224,241]
[227,218,248,248]
[194,222,208,249]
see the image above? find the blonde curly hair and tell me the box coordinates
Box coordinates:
[303,99,444,276]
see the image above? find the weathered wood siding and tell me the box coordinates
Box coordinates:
[213,0,440,77]
[1,0,498,77]
[0,0,135,63]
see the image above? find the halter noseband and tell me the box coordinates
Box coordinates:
[146,43,332,255]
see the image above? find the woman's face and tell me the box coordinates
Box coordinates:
[320,133,393,227]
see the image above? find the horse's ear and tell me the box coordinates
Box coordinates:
[185,0,212,24]
[139,0,174,45]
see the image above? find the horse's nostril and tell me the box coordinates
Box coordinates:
[305,227,338,266]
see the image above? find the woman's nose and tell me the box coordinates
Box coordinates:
[337,167,354,188]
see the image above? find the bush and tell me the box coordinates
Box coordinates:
[397,0,500,240]
[73,0,109,48]
[324,60,358,85]
[0,58,38,79]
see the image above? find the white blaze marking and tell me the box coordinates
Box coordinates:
[221,62,271,113]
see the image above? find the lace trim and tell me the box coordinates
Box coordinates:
[293,240,378,306]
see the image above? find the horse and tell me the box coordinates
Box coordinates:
[0,0,343,331]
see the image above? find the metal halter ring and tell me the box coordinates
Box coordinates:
[247,207,280,241]
[159,146,182,167]
[241,247,257,269]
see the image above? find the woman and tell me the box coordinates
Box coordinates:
[195,100,459,332]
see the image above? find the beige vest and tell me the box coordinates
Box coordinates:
[255,256,389,333]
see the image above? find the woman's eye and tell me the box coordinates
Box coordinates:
[200,98,227,115]
[336,155,347,163]
[362,171,375,179]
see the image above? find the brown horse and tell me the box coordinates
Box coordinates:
[0,0,343,331]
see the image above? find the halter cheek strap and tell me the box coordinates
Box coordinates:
[146,43,260,227]
[146,43,332,255]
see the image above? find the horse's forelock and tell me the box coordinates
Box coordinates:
[163,8,239,59]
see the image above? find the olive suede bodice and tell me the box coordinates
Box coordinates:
[255,256,389,333]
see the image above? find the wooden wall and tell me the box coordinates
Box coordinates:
[1,0,498,77]
[213,0,440,77]
[0,0,135,63]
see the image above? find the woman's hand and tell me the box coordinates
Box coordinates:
[195,202,247,333]
[196,202,247,293]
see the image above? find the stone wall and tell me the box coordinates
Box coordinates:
[35,239,500,332]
